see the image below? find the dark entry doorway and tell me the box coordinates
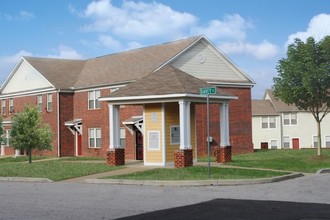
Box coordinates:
[136,130,143,160]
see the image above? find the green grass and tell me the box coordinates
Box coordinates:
[60,156,105,161]
[230,149,330,173]
[0,160,122,181]
[105,166,289,180]
[0,156,49,163]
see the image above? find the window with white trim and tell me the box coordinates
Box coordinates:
[283,113,297,125]
[170,125,180,144]
[9,98,13,113]
[88,90,101,110]
[325,136,330,148]
[261,116,276,129]
[1,99,5,114]
[5,129,11,146]
[88,128,101,148]
[283,136,290,149]
[270,140,278,149]
[120,128,126,147]
[47,93,53,112]
[313,136,318,148]
[37,95,42,112]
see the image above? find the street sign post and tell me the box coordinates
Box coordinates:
[200,87,217,178]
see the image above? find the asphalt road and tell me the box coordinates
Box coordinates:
[0,174,329,220]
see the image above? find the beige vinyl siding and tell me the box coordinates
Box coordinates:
[144,103,163,163]
[172,40,247,82]
[165,103,180,162]
[2,60,53,94]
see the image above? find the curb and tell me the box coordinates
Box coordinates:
[84,173,304,186]
[0,177,52,183]
[316,168,330,174]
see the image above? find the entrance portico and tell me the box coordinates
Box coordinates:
[100,65,237,167]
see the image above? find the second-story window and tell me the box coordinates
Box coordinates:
[47,93,53,112]
[88,90,101,110]
[283,113,297,125]
[1,100,6,115]
[261,116,276,129]
[37,95,43,112]
[9,98,13,113]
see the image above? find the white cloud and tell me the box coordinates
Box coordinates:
[98,35,122,50]
[193,14,253,42]
[82,0,196,39]
[220,40,279,60]
[2,10,34,21]
[286,13,330,46]
[46,45,83,59]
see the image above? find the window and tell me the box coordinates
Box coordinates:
[37,95,42,112]
[261,116,276,129]
[283,113,297,125]
[120,128,126,147]
[1,100,5,114]
[47,93,53,112]
[313,136,318,148]
[88,90,101,110]
[5,130,11,146]
[283,136,290,149]
[9,98,13,113]
[170,126,180,144]
[325,136,330,148]
[88,128,101,148]
[270,140,278,149]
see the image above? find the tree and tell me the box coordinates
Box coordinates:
[0,116,4,154]
[273,36,330,156]
[10,105,53,163]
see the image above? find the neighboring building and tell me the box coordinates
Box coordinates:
[252,89,330,150]
[0,35,255,160]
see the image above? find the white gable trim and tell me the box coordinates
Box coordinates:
[0,57,56,94]
[154,35,255,85]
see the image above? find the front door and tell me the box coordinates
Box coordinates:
[292,138,299,150]
[136,130,143,160]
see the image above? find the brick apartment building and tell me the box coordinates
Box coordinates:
[0,35,255,162]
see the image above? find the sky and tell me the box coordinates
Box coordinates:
[0,0,329,98]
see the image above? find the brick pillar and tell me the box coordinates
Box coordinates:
[107,148,125,166]
[174,149,193,168]
[214,146,232,163]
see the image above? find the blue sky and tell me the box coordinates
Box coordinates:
[1,0,329,98]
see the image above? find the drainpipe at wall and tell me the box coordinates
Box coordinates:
[57,90,60,157]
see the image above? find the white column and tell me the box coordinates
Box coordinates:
[14,149,20,158]
[220,102,230,147]
[179,101,191,150]
[109,104,121,149]
[1,144,4,156]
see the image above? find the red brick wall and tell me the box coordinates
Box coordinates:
[1,92,59,156]
[59,92,74,157]
[73,89,143,159]
[196,87,253,156]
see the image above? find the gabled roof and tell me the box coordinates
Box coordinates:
[23,57,86,90]
[252,100,278,116]
[265,89,299,112]
[100,65,236,104]
[74,36,201,89]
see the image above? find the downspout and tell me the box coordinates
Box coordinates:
[57,90,60,157]
[280,114,283,149]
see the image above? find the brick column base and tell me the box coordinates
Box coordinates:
[214,146,232,163]
[107,148,125,166]
[174,149,193,168]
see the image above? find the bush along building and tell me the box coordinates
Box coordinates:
[0,35,255,166]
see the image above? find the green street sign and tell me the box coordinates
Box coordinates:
[200,87,217,95]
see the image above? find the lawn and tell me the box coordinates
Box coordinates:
[105,166,289,180]
[230,149,330,173]
[0,157,122,181]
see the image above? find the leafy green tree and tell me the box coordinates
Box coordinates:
[274,36,330,156]
[11,105,53,163]
[0,116,4,150]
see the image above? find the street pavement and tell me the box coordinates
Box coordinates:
[0,173,329,219]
